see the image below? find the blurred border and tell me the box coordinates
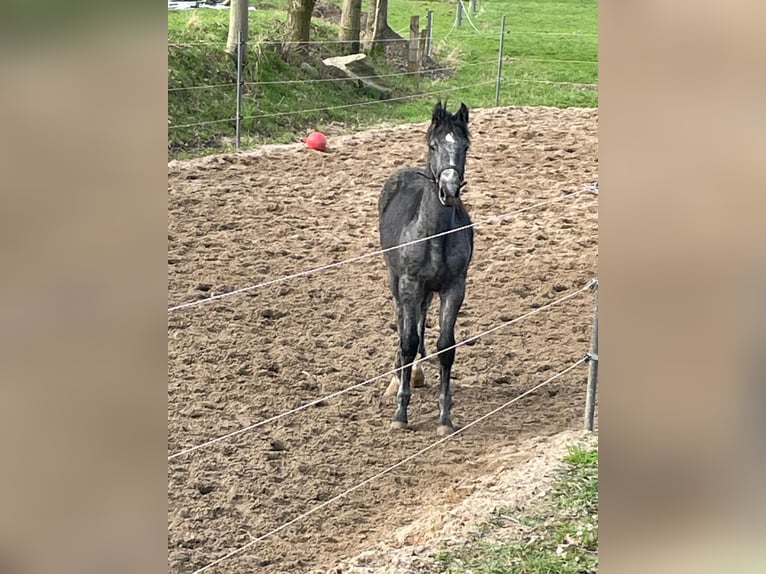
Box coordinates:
[0,3,168,573]
[3,0,766,572]
[601,0,766,572]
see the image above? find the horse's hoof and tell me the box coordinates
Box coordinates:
[437,425,455,436]
[412,364,426,388]
[384,375,399,397]
[390,420,411,431]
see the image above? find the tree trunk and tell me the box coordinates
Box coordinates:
[373,0,390,37]
[225,0,248,62]
[365,0,379,40]
[364,0,399,52]
[286,0,317,44]
[339,0,363,54]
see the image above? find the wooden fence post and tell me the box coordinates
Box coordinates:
[408,15,421,88]
[425,9,433,57]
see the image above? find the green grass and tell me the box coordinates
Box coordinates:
[168,1,597,158]
[432,443,598,573]
[386,0,598,105]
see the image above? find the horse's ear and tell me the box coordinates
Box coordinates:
[432,100,445,123]
[457,102,469,124]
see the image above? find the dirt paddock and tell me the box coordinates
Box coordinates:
[168,105,598,573]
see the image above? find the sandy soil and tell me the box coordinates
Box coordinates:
[168,105,598,574]
[323,429,597,574]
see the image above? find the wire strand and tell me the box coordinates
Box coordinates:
[168,81,495,130]
[458,0,482,34]
[257,36,415,45]
[243,60,497,86]
[168,82,236,93]
[240,79,497,121]
[188,355,588,573]
[169,36,418,48]
[168,29,597,49]
[169,30,596,48]
[168,187,594,313]
[169,117,237,130]
[168,41,220,47]
[509,30,598,37]
[168,282,592,461]
[507,78,597,88]
[167,57,596,93]
[443,31,598,40]
[508,57,598,65]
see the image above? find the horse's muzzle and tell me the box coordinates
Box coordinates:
[438,186,457,206]
[429,164,466,206]
[438,177,467,207]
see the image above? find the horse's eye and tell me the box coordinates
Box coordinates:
[429,142,436,150]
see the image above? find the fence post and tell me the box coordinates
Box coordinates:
[235,29,243,151]
[494,15,506,106]
[425,9,433,58]
[584,278,599,431]
[471,0,477,14]
[457,0,463,28]
[408,15,421,88]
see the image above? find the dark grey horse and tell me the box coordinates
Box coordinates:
[378,101,474,435]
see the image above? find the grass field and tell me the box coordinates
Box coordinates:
[168,0,597,157]
[433,443,599,573]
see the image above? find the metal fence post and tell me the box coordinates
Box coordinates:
[235,29,243,151]
[494,15,506,106]
[457,0,463,28]
[584,278,599,431]
[425,9,433,58]
[471,0,477,14]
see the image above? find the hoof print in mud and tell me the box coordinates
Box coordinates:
[269,439,287,451]
[196,484,214,495]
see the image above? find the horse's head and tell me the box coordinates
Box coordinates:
[426,101,471,207]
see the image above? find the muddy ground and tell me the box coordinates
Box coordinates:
[168,105,598,573]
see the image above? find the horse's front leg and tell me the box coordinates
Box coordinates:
[391,277,423,430]
[413,292,433,388]
[436,279,466,435]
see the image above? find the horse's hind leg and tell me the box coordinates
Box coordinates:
[384,347,402,397]
[384,272,403,397]
[435,280,466,436]
[418,292,432,358]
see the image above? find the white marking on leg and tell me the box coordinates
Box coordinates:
[384,375,400,397]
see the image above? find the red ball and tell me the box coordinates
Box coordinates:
[301,131,328,152]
